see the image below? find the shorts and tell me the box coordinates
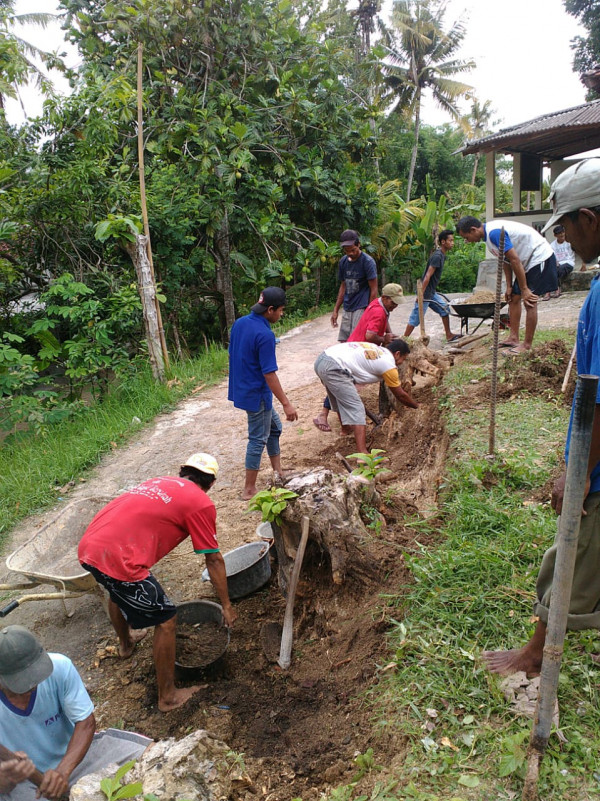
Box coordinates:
[339,307,366,341]
[512,254,558,297]
[314,352,365,426]
[82,563,177,629]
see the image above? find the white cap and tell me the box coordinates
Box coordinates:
[181,453,219,478]
[542,159,600,233]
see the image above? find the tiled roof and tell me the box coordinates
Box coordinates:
[458,99,600,160]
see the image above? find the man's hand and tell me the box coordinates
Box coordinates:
[383,332,396,345]
[330,311,338,328]
[283,401,298,421]
[221,602,238,628]
[0,754,36,793]
[37,768,69,801]
[521,288,538,308]
[504,288,513,303]
[551,471,590,517]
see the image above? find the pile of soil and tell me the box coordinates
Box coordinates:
[175,621,229,667]
[499,340,574,401]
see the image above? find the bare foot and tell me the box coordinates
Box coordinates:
[482,647,542,676]
[158,685,202,712]
[242,487,257,501]
[119,628,148,658]
[499,339,519,348]
[507,344,531,354]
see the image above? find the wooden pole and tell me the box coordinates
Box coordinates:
[278,515,310,670]
[561,343,576,394]
[416,279,430,346]
[522,374,598,800]
[137,43,170,374]
[488,227,505,456]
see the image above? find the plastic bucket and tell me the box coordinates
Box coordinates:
[202,541,271,599]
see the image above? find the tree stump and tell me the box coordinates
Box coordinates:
[380,341,451,416]
[272,469,380,596]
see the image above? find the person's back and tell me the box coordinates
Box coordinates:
[78,477,218,581]
[486,219,552,270]
[228,311,277,412]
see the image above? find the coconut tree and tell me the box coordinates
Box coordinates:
[0,0,59,111]
[459,98,498,184]
[384,0,474,200]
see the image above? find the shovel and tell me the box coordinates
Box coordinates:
[278,515,310,670]
[416,279,430,346]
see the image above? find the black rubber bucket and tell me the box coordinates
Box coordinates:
[175,599,230,679]
[202,541,271,599]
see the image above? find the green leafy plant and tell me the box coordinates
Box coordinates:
[347,449,390,481]
[247,487,298,524]
[100,760,142,801]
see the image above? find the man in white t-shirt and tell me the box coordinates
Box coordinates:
[314,339,418,453]
[545,224,576,299]
[0,626,150,801]
[457,216,558,354]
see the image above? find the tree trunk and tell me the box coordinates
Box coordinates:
[214,211,236,342]
[471,153,480,186]
[406,91,421,202]
[126,234,165,381]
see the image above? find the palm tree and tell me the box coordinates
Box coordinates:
[384,0,474,200]
[459,99,498,184]
[0,0,59,111]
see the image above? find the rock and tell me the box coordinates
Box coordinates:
[71,730,248,801]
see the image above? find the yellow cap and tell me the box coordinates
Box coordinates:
[181,452,219,478]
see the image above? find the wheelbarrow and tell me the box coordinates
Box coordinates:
[449,298,508,335]
[0,496,111,618]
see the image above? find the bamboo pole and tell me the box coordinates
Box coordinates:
[137,43,170,374]
[488,227,505,456]
[522,374,598,800]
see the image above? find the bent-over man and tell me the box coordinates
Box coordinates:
[79,453,236,712]
[314,339,418,453]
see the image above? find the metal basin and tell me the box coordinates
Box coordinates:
[202,541,271,599]
[175,599,230,677]
[451,301,506,319]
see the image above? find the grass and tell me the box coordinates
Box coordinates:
[322,330,600,800]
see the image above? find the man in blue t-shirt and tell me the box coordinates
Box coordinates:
[228,287,298,500]
[0,626,150,801]
[331,229,378,341]
[483,158,600,676]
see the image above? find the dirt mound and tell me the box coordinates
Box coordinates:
[498,340,574,401]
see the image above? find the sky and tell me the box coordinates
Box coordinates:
[6,0,590,137]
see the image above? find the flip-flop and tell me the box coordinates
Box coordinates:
[499,341,518,348]
[313,417,332,432]
[447,334,463,342]
[504,347,528,356]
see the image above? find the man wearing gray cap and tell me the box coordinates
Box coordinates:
[483,158,600,676]
[0,626,150,800]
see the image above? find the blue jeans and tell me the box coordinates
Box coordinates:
[245,402,282,470]
[407,291,450,326]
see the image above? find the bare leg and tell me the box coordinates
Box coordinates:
[353,424,367,453]
[441,317,459,340]
[243,469,259,501]
[404,324,415,337]
[337,413,353,435]
[482,620,546,676]
[154,616,201,712]
[504,295,522,345]
[519,303,538,351]
[108,600,147,658]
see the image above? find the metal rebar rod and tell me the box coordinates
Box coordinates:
[522,373,598,800]
[488,227,505,456]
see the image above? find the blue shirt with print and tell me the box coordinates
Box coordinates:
[338,252,377,311]
[228,311,278,412]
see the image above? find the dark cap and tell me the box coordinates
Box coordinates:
[0,626,53,693]
[340,229,360,247]
[251,287,287,314]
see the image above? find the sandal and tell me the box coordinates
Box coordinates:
[313,417,332,432]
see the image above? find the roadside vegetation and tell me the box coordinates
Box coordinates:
[316,330,600,801]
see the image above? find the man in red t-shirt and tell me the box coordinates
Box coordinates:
[313,283,404,432]
[78,453,236,713]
